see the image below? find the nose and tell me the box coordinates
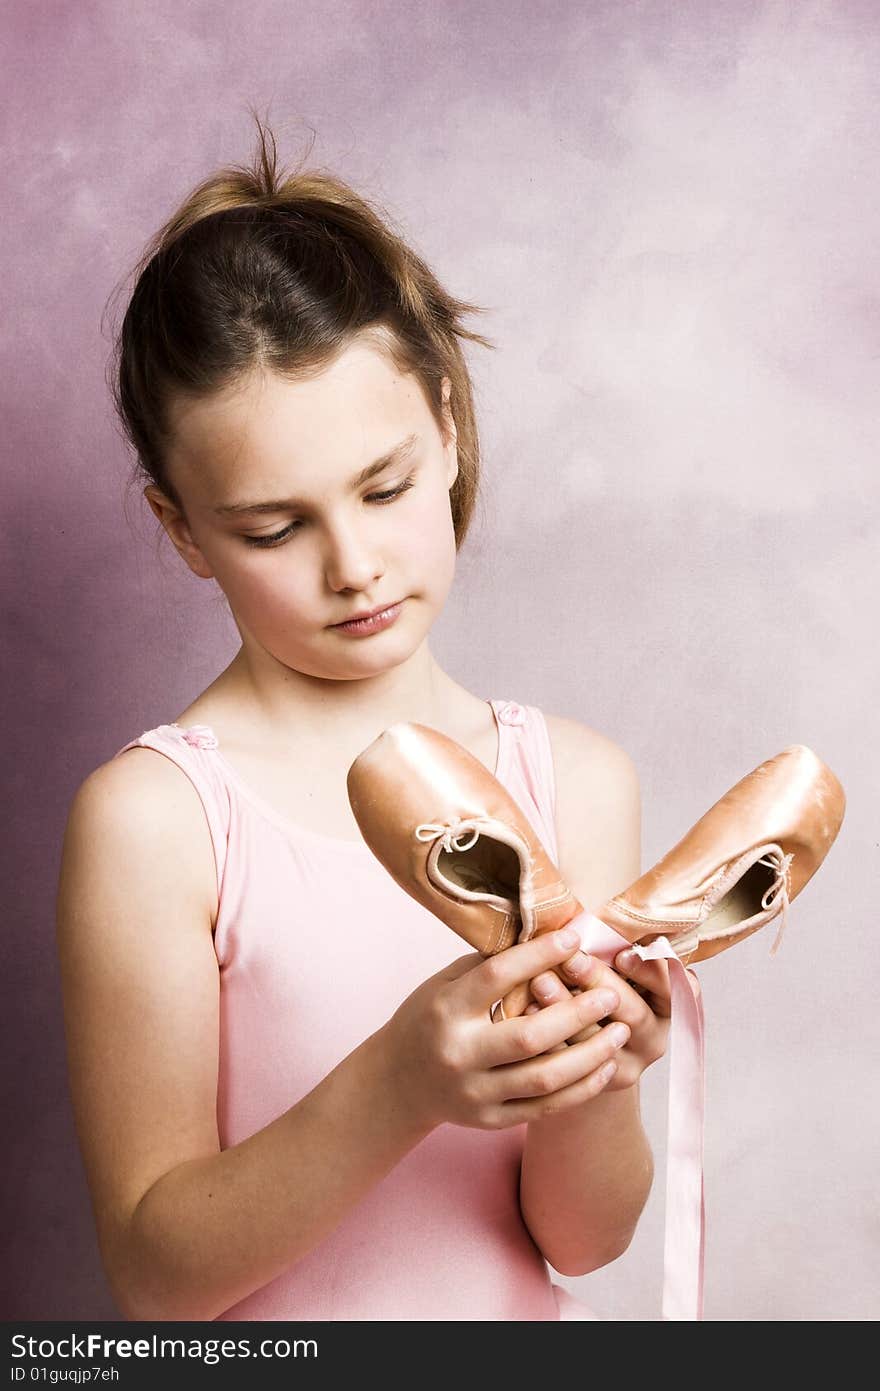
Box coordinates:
[322,514,385,594]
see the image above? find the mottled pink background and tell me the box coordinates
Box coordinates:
[3,0,877,1321]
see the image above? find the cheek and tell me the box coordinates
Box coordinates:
[404,483,457,567]
[211,546,308,622]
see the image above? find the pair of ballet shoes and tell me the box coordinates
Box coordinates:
[347,726,845,1020]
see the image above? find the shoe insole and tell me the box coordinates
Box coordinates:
[437,837,521,905]
[700,858,779,932]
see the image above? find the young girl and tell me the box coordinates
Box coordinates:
[55,119,674,1322]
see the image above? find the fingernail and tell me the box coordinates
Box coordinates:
[608,1022,630,1048]
[616,949,636,968]
[598,989,620,1013]
[556,927,579,948]
[566,951,593,971]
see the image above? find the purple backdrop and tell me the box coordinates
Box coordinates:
[2,0,877,1320]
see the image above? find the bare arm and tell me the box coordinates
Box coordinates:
[120,1030,431,1320]
[519,725,654,1275]
[56,751,433,1322]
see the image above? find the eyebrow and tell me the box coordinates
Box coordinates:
[212,433,420,516]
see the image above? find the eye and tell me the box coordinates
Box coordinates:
[242,519,302,549]
[242,475,416,548]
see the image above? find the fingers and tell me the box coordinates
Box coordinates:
[491,1012,631,1105]
[503,1060,623,1121]
[533,946,663,1043]
[494,968,573,1023]
[465,927,588,1014]
[523,1000,569,1055]
[481,982,625,1069]
[524,996,603,1050]
[528,959,612,1045]
[612,948,674,1018]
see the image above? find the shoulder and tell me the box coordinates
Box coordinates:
[70,744,206,829]
[541,712,641,910]
[542,713,640,803]
[61,747,219,929]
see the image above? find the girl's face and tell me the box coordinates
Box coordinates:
[147,334,460,683]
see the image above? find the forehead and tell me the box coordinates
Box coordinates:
[167,337,430,508]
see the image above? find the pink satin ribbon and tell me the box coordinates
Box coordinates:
[567,910,706,1321]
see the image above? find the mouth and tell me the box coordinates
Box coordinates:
[331,600,401,625]
[330,601,405,635]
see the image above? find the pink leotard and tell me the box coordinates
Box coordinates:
[113,698,599,1321]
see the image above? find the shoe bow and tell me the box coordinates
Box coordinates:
[414,819,482,854]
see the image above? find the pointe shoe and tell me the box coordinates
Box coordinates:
[347,725,845,1020]
[596,742,846,966]
[347,721,582,955]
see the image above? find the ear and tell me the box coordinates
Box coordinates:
[440,377,459,489]
[144,486,215,580]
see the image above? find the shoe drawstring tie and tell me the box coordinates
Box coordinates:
[758,848,794,956]
[415,819,481,854]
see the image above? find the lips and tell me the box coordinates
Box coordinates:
[329,601,405,637]
[333,602,399,625]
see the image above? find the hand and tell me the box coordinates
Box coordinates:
[524,943,700,1091]
[382,929,634,1132]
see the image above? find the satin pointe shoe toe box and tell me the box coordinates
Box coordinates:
[346,721,582,958]
[600,744,846,963]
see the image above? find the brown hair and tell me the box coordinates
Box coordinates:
[107,114,495,550]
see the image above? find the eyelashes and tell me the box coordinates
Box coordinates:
[242,476,416,549]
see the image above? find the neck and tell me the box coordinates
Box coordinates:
[219,638,469,752]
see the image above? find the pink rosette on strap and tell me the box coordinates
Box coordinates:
[496,701,527,727]
[177,724,219,751]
